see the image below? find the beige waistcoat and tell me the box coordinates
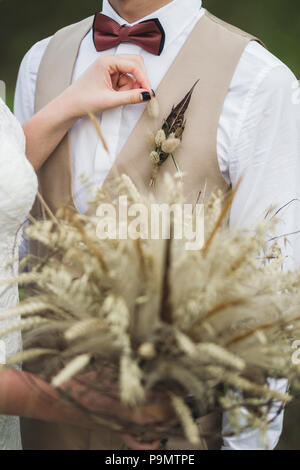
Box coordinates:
[22,11,263,450]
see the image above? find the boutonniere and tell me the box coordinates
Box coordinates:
[147,80,199,186]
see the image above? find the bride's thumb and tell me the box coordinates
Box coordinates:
[114,89,153,107]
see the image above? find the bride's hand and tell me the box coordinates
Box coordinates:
[61,54,154,119]
[23,54,154,171]
[69,372,176,450]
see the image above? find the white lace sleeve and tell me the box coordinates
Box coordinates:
[0,98,37,234]
[0,98,37,450]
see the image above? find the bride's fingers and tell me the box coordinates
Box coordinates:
[109,88,152,107]
[121,434,162,451]
[117,74,136,91]
[128,55,150,91]
[110,72,135,92]
[105,56,152,92]
[113,54,149,84]
[111,72,121,90]
[117,54,149,83]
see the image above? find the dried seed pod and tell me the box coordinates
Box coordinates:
[146,130,156,150]
[155,129,166,146]
[138,342,156,360]
[149,150,160,164]
[150,164,159,186]
[170,394,200,445]
[65,319,101,341]
[161,137,181,154]
[120,354,145,407]
[147,97,160,119]
[51,354,91,387]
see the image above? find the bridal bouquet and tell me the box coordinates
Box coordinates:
[1,173,300,444]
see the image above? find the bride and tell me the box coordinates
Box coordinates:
[0,55,169,450]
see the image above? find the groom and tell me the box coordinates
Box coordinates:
[15,0,300,450]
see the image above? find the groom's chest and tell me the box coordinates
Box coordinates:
[69,25,201,212]
[34,12,260,216]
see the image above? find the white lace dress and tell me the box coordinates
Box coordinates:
[0,98,37,450]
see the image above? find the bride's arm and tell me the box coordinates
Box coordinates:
[23,54,153,172]
[0,368,173,449]
[0,369,92,427]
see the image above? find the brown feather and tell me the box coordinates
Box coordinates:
[163,80,200,136]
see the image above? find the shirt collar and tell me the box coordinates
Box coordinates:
[101,0,203,49]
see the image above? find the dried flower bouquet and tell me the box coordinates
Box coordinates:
[1,175,300,444]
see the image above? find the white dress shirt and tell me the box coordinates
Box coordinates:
[14,0,300,450]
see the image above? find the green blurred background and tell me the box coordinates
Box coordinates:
[0,0,300,449]
[1,0,300,109]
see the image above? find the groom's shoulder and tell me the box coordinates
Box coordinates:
[19,36,53,84]
[239,38,297,90]
[230,35,298,129]
[202,10,296,96]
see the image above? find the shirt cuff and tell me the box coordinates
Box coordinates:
[221,378,287,450]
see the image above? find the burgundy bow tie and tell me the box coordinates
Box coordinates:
[93,13,165,56]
